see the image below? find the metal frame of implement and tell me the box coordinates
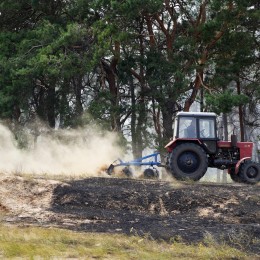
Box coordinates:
[106,152,163,175]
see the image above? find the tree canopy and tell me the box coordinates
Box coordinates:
[0,0,259,154]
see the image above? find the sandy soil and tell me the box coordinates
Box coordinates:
[0,175,259,254]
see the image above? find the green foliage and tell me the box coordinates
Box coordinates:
[0,0,96,125]
[95,0,163,18]
[205,91,249,114]
[88,91,113,127]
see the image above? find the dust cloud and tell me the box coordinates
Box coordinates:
[0,123,123,176]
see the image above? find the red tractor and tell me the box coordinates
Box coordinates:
[165,112,260,184]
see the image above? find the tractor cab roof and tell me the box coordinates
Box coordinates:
[177,112,217,117]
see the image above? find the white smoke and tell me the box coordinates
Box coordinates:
[0,123,123,176]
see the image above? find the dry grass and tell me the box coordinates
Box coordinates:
[0,224,256,259]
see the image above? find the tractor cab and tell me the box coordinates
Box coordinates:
[174,112,217,139]
[172,112,218,154]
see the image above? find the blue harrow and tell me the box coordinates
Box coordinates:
[106,152,165,178]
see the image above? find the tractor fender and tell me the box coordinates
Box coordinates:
[165,138,202,153]
[235,157,251,174]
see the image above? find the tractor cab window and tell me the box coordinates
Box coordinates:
[199,118,216,138]
[179,117,197,138]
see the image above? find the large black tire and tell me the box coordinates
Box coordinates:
[165,153,171,171]
[238,160,260,184]
[229,168,243,183]
[169,143,208,181]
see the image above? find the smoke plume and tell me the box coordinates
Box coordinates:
[0,123,123,176]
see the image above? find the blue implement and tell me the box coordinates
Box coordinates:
[106,152,163,175]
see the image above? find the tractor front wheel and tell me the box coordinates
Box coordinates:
[229,168,243,183]
[238,161,260,184]
[169,143,208,181]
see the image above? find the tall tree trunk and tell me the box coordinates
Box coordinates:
[200,87,204,112]
[105,66,120,131]
[152,97,162,146]
[101,42,121,131]
[74,76,83,117]
[46,86,56,128]
[12,104,21,122]
[236,78,245,141]
[182,0,228,112]
[131,19,147,159]
[130,75,138,158]
[183,69,204,111]
[135,40,146,158]
[161,100,175,140]
[37,87,47,122]
[36,82,56,128]
[135,95,145,159]
[58,78,70,128]
[222,113,228,183]
[222,113,229,141]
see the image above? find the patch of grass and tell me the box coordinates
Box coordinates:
[0,224,257,259]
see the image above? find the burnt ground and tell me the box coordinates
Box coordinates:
[0,175,259,254]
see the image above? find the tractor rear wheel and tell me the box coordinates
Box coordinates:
[238,161,260,184]
[169,143,208,181]
[165,152,171,171]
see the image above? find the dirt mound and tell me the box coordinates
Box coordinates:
[0,176,259,253]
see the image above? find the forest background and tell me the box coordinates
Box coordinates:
[0,0,259,159]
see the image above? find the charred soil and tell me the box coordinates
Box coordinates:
[0,175,259,254]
